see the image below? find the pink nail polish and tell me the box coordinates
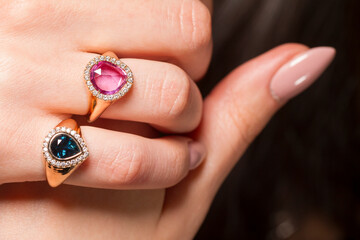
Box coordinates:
[188,141,206,170]
[270,47,336,101]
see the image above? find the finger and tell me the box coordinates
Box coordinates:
[1,123,206,189]
[39,53,203,133]
[71,0,212,80]
[157,44,335,238]
[69,126,204,189]
[5,0,212,80]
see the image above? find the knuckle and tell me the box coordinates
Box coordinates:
[0,53,17,92]
[0,51,36,98]
[3,1,37,25]
[1,0,55,31]
[176,0,212,51]
[158,66,192,120]
[218,90,255,147]
[101,144,144,186]
[166,145,189,185]
[226,106,253,147]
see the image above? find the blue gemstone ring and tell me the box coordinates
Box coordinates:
[42,119,89,187]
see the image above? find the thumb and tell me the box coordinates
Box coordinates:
[157,43,335,239]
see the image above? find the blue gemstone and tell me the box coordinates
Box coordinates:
[50,134,81,159]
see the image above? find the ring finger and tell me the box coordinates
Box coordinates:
[0,117,203,189]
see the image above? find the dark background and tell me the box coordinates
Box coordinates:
[196,0,359,239]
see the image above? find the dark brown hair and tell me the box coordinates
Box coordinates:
[197,0,360,239]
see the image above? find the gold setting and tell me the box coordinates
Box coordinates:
[84,51,134,123]
[43,119,89,187]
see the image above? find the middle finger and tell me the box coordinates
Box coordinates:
[38,52,203,133]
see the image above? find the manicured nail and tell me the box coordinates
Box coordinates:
[270,47,336,101]
[188,141,206,170]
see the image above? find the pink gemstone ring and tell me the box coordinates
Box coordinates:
[84,51,133,122]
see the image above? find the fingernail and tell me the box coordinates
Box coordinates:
[188,141,206,170]
[270,46,336,101]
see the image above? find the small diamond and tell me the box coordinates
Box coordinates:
[103,95,108,101]
[45,137,50,142]
[43,142,48,147]
[45,152,50,157]
[125,67,130,73]
[114,93,120,99]
[90,60,95,65]
[84,152,89,158]
[43,147,48,152]
[92,90,98,96]
[85,75,90,80]
[98,94,103,99]
[71,160,76,165]
[116,60,121,65]
[111,58,116,63]
[127,72,132,77]
[94,57,99,62]
[128,78,133,83]
[51,159,56,165]
[123,88,129,93]
[66,128,71,133]
[70,130,76,135]
[106,56,110,61]
[47,133,52,138]
[126,83,132,88]
[75,134,80,139]
[61,127,66,132]
[120,63,126,68]
[56,161,61,167]
[85,70,89,75]
[89,86,94,91]
[60,162,66,168]
[100,56,105,60]
[87,81,91,86]
[108,95,114,100]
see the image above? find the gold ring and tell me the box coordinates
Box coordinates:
[42,119,89,187]
[84,51,134,123]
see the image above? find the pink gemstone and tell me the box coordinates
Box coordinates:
[90,61,127,95]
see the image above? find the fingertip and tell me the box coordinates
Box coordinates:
[270,46,336,101]
[188,141,206,170]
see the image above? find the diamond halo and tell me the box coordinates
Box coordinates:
[84,55,133,101]
[42,127,89,169]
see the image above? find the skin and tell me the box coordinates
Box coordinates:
[0,0,210,187]
[0,1,310,239]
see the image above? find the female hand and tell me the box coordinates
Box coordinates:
[0,0,213,188]
[1,44,335,239]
